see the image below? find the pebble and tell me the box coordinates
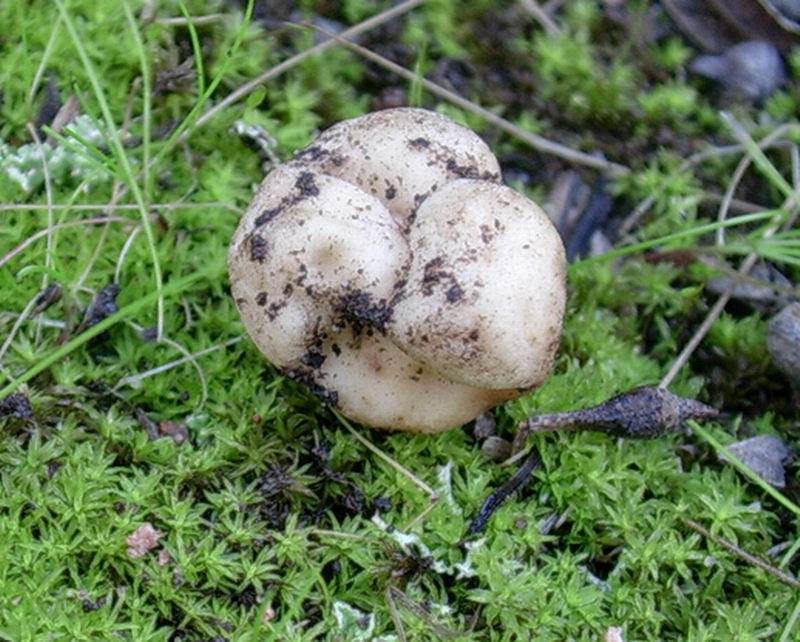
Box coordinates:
[689,41,787,100]
[768,302,800,385]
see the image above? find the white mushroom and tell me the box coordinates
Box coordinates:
[229,107,566,433]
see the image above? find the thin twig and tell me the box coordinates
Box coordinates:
[57,0,166,341]
[121,318,224,409]
[0,270,210,399]
[76,181,127,292]
[0,294,41,370]
[308,529,372,542]
[192,0,426,132]
[114,336,242,400]
[0,314,64,330]
[0,202,241,212]
[715,124,796,246]
[659,291,738,388]
[701,191,766,214]
[25,128,56,292]
[0,201,239,278]
[334,412,439,531]
[519,0,561,35]
[304,24,629,176]
[781,537,800,569]
[617,133,796,237]
[787,144,800,232]
[684,518,800,589]
[26,125,56,348]
[697,254,800,299]
[0,216,135,271]
[385,586,408,642]
[715,152,756,246]
[387,586,458,639]
[157,13,227,26]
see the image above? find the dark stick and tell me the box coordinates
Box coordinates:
[465,448,541,536]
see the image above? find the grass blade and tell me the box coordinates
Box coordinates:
[55,0,165,340]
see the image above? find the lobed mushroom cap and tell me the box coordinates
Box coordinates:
[228,108,566,433]
[390,179,566,390]
[229,164,408,365]
[285,108,502,226]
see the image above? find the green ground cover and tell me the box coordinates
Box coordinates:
[1,1,800,639]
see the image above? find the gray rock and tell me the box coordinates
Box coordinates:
[690,41,787,100]
[768,302,800,385]
[481,436,512,462]
[725,434,793,487]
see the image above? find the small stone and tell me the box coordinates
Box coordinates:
[473,412,497,440]
[768,303,800,386]
[707,262,793,305]
[689,41,787,101]
[481,436,512,462]
[725,434,793,488]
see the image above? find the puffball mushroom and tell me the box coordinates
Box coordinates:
[229,108,566,433]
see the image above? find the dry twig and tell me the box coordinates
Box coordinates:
[192,0,427,132]
[303,24,629,176]
[519,0,561,35]
[684,518,800,590]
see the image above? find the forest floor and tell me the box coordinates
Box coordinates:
[2,1,800,640]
